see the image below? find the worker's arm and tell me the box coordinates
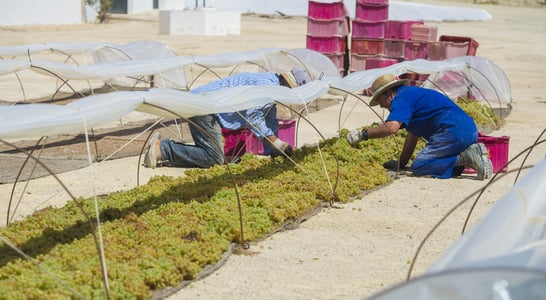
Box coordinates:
[367,121,401,139]
[398,131,418,168]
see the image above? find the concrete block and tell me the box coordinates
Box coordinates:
[159,8,241,36]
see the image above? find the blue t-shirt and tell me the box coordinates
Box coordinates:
[386,85,473,140]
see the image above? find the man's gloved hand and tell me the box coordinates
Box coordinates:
[346,129,368,147]
[383,159,399,171]
[271,139,293,158]
[383,159,408,171]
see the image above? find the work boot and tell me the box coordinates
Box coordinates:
[144,132,161,169]
[457,143,493,180]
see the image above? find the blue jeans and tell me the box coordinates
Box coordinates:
[411,117,478,179]
[160,114,225,168]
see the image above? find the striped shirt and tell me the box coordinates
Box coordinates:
[190,72,280,138]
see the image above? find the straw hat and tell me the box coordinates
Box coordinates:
[280,68,311,88]
[368,74,408,106]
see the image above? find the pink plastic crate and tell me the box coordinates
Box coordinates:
[324,52,346,70]
[427,41,446,60]
[399,72,429,86]
[351,38,384,55]
[440,35,479,56]
[308,1,349,19]
[464,135,510,174]
[444,41,470,58]
[350,53,371,72]
[307,17,349,37]
[306,35,347,53]
[351,20,386,38]
[411,24,438,42]
[355,3,389,22]
[385,20,423,40]
[404,41,428,60]
[222,127,249,157]
[358,0,389,4]
[246,119,297,155]
[365,57,398,70]
[384,39,405,58]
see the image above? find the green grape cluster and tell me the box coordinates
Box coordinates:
[0,135,404,299]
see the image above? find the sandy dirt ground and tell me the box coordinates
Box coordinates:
[1,1,545,299]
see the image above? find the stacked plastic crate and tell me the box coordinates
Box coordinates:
[350,0,397,71]
[428,35,480,61]
[306,0,350,76]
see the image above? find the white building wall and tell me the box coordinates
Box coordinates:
[0,0,83,26]
[127,0,153,14]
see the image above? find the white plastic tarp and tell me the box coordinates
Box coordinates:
[370,158,546,299]
[0,44,512,140]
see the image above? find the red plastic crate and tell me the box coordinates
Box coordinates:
[464,135,510,174]
[308,0,349,19]
[351,38,384,55]
[246,119,297,155]
[351,19,386,38]
[358,0,389,4]
[385,20,423,40]
[307,35,347,53]
[404,41,428,60]
[440,35,479,56]
[411,24,438,42]
[384,39,405,58]
[307,17,349,37]
[355,3,389,22]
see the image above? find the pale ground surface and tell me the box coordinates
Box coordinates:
[1,1,545,299]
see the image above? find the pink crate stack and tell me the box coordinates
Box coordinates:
[355,3,389,22]
[307,17,349,37]
[351,19,386,38]
[308,0,349,19]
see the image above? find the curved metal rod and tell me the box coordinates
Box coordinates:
[14,71,27,103]
[467,64,504,118]
[461,138,546,234]
[186,63,222,90]
[7,137,46,225]
[514,128,546,184]
[49,49,95,97]
[279,50,314,79]
[275,102,341,204]
[0,138,111,299]
[29,65,83,98]
[136,103,250,249]
[406,140,546,281]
